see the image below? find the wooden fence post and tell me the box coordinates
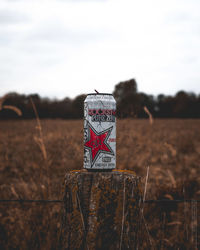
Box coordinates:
[60,170,142,250]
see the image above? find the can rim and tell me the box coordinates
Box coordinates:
[87,93,113,96]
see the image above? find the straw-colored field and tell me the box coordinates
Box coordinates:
[0,119,199,249]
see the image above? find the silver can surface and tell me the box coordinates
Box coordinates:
[84,93,116,169]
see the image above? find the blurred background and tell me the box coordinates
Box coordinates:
[0,79,200,119]
[0,1,199,249]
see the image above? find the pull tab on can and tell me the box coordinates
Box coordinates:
[84,93,116,169]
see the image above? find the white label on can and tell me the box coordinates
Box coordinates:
[84,94,116,169]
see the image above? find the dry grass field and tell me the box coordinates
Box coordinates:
[0,119,199,249]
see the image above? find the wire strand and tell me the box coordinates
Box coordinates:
[0,199,63,203]
[0,199,199,204]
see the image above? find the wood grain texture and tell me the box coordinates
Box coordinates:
[60,170,142,250]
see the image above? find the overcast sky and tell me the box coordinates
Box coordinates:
[0,0,200,99]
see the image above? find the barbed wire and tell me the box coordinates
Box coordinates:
[144,199,199,203]
[0,199,199,204]
[0,199,63,203]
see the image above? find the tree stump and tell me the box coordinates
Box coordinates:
[60,170,142,250]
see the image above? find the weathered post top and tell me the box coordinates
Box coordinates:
[61,170,141,250]
[84,93,116,170]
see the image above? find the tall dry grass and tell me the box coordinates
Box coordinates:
[0,119,199,249]
[30,97,50,198]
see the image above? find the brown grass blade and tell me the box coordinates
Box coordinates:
[2,105,22,116]
[30,98,47,161]
[167,221,182,226]
[167,169,176,188]
[144,106,153,125]
[143,166,149,203]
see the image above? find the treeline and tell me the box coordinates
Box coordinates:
[0,79,200,119]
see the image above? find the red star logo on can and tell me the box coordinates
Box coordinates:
[84,123,114,167]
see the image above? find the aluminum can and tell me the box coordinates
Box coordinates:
[84,93,116,169]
